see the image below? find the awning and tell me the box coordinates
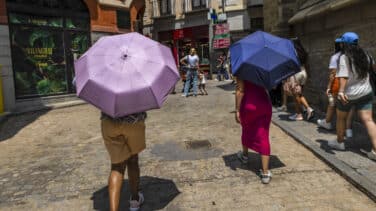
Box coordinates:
[97,0,131,9]
[289,0,363,25]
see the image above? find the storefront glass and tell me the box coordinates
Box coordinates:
[7,0,90,98]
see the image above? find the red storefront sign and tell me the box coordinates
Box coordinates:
[213,38,231,49]
[173,29,184,40]
[213,23,230,49]
[214,23,230,35]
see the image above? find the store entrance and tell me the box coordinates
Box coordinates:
[6,0,90,98]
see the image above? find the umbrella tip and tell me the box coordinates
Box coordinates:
[122,54,128,60]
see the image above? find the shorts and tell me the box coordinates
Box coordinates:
[294,69,307,86]
[101,119,146,164]
[337,93,373,112]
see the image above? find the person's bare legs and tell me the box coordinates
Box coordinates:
[299,95,311,110]
[282,91,287,107]
[346,107,355,130]
[294,95,303,118]
[358,110,376,152]
[325,105,336,123]
[127,155,140,201]
[109,161,126,211]
[261,155,270,174]
[242,145,248,156]
[203,84,208,95]
[336,109,348,143]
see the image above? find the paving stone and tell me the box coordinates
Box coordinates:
[0,81,375,210]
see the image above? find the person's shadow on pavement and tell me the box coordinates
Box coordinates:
[91,176,180,211]
[222,152,286,174]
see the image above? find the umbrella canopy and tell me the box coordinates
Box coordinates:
[74,32,180,118]
[230,31,300,90]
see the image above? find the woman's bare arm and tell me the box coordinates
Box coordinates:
[235,78,244,123]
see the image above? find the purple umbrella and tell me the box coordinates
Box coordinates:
[74,32,180,118]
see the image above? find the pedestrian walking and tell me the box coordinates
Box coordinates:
[198,71,208,95]
[235,78,273,184]
[284,38,315,121]
[101,113,146,211]
[317,40,354,139]
[216,51,229,81]
[73,33,180,211]
[180,48,199,97]
[327,32,376,161]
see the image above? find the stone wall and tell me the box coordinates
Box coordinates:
[291,1,376,114]
[0,25,15,112]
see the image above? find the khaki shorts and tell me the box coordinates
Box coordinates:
[101,119,146,164]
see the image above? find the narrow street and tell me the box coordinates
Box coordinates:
[0,81,375,210]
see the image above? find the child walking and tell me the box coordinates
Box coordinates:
[199,71,208,95]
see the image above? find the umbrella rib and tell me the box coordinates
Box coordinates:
[128,59,160,106]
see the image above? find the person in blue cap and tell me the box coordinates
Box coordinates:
[328,32,376,162]
[317,38,355,139]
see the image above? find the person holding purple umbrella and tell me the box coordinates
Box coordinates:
[74,33,180,211]
[101,112,146,211]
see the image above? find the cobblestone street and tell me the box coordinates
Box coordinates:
[0,81,375,210]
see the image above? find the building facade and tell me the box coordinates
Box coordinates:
[0,0,145,113]
[288,0,376,112]
[143,0,263,76]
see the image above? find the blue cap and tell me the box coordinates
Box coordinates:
[338,32,359,44]
[335,38,342,43]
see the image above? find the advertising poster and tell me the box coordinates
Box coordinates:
[9,14,90,98]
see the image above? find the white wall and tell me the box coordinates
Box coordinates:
[227,10,250,31]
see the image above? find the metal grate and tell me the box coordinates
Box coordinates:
[184,140,212,150]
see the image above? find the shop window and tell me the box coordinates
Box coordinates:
[117,10,131,29]
[160,0,171,16]
[7,0,91,98]
[10,27,68,97]
[192,0,206,9]
[251,17,264,31]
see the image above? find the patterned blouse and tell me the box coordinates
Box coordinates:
[101,112,147,124]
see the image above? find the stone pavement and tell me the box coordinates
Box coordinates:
[272,104,376,201]
[0,80,375,210]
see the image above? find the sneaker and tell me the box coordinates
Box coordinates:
[327,140,345,151]
[289,113,303,121]
[181,94,187,97]
[129,192,144,211]
[346,129,353,139]
[306,108,315,120]
[317,119,333,130]
[259,170,272,184]
[237,151,249,164]
[277,105,287,112]
[360,149,376,162]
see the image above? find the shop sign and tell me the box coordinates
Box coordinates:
[213,38,230,49]
[173,29,184,40]
[213,23,230,49]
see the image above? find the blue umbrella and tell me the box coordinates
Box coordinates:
[230,31,301,90]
